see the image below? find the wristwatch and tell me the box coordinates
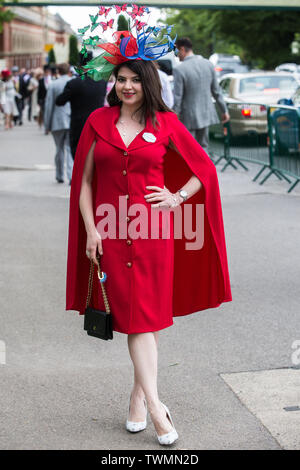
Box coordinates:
[178,189,188,202]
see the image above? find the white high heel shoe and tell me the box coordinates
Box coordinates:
[156,402,178,446]
[126,395,147,433]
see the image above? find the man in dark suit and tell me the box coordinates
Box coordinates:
[13,67,30,125]
[38,65,53,132]
[55,52,107,159]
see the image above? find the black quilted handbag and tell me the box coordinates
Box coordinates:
[83,252,113,340]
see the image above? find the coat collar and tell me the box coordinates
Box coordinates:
[183,54,203,63]
[89,105,166,152]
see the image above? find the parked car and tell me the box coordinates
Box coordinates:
[275,63,300,80]
[269,85,300,154]
[209,53,249,79]
[211,71,300,137]
[278,85,300,107]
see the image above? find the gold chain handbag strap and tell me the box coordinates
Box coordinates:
[85,253,111,314]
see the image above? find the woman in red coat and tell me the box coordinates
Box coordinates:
[66,14,232,447]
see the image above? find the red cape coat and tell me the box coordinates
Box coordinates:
[66,106,232,321]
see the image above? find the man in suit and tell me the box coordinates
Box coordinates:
[11,67,30,125]
[55,52,107,159]
[173,37,230,153]
[44,63,73,184]
[38,65,53,132]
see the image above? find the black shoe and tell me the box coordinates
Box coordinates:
[19,121,23,126]
[56,178,64,183]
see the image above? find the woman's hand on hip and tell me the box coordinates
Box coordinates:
[144,185,180,208]
[86,228,103,265]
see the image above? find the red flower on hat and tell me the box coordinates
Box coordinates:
[97,31,138,65]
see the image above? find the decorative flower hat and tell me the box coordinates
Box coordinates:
[75,3,177,81]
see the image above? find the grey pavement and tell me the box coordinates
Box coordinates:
[0,118,299,450]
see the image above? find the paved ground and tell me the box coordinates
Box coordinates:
[0,117,299,450]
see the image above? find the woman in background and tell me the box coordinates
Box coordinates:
[1,69,19,130]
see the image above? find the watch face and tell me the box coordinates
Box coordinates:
[180,190,188,198]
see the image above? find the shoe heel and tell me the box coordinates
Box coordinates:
[126,397,147,433]
[156,402,178,446]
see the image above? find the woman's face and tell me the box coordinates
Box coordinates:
[115,66,144,108]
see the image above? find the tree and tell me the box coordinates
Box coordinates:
[48,48,56,66]
[163,8,242,59]
[69,34,79,65]
[163,8,300,68]
[117,14,129,31]
[0,1,15,34]
[215,10,300,68]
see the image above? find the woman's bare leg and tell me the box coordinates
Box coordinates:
[128,331,159,421]
[127,332,173,436]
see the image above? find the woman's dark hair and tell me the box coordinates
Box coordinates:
[107,59,174,127]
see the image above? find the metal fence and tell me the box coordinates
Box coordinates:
[265,105,300,192]
[208,119,227,164]
[208,102,300,193]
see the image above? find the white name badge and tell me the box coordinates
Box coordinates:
[142,132,156,143]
